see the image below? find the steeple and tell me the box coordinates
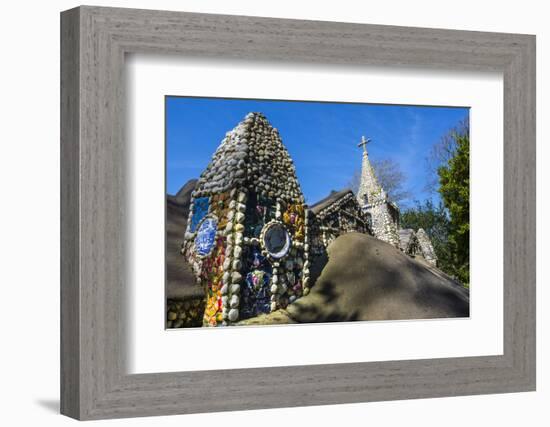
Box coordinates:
[355,135,400,248]
[356,136,383,207]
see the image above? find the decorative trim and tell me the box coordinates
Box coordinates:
[260,220,292,261]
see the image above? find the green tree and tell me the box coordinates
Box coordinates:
[400,200,453,276]
[437,128,470,285]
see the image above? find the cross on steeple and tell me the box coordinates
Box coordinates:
[357,136,371,154]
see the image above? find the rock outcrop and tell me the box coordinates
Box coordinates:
[238,232,469,325]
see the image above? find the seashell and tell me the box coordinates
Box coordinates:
[235,212,245,223]
[228,309,239,322]
[222,272,230,284]
[233,246,242,258]
[225,244,233,256]
[237,192,247,203]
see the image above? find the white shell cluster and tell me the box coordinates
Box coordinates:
[192,112,304,204]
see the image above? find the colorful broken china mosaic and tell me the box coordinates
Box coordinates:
[210,192,230,230]
[282,203,305,242]
[241,247,272,318]
[194,216,218,257]
[200,235,226,326]
[244,192,276,238]
[189,197,209,232]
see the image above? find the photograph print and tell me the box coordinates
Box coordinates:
[165,97,470,329]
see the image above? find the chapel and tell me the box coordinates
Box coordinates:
[182,112,437,326]
[182,112,309,326]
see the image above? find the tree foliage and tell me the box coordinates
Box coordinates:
[437,128,470,285]
[401,119,470,286]
[401,200,453,277]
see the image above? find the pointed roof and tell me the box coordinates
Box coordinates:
[356,141,384,206]
[416,228,437,261]
[193,112,304,203]
[398,228,417,252]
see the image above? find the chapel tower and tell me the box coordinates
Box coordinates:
[356,136,400,248]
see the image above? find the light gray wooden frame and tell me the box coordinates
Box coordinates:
[60,5,536,420]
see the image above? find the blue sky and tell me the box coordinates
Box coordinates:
[166,96,468,207]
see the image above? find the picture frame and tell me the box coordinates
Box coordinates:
[60,5,536,420]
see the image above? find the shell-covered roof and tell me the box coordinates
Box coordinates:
[416,228,437,260]
[309,188,355,216]
[193,112,304,204]
[398,228,416,252]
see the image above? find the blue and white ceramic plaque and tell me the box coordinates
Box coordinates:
[194,217,218,257]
